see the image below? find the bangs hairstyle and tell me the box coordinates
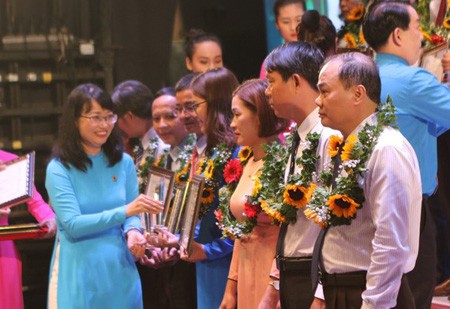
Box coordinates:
[362,1,411,51]
[53,83,123,172]
[111,80,154,119]
[233,79,288,137]
[325,52,381,104]
[265,42,325,90]
[190,67,238,151]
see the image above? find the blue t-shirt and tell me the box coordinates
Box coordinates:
[376,53,450,195]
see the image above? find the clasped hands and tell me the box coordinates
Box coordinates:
[127,228,179,268]
[127,227,207,268]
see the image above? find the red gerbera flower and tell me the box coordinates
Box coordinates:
[430,34,446,46]
[223,159,243,184]
[214,209,223,222]
[244,202,261,219]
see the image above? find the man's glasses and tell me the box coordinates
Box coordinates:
[80,114,118,125]
[175,101,207,113]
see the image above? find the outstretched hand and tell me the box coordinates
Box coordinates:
[139,247,179,269]
[179,241,207,263]
[126,194,164,217]
[127,229,147,259]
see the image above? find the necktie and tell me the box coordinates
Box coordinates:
[189,147,199,179]
[435,0,447,26]
[135,142,144,167]
[288,130,301,175]
[166,154,173,171]
[276,130,301,269]
[311,143,343,291]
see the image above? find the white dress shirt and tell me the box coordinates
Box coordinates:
[283,108,338,257]
[141,127,170,162]
[321,113,422,308]
[169,135,194,172]
[194,135,207,158]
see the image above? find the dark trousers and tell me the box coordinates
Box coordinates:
[278,257,314,309]
[407,196,437,309]
[323,272,414,309]
[429,189,450,283]
[138,260,197,309]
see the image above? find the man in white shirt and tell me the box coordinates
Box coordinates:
[313,52,421,308]
[259,42,336,309]
[139,86,197,309]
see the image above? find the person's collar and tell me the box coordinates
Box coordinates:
[375,53,409,66]
[297,107,321,140]
[346,113,377,140]
[195,135,207,155]
[170,135,190,159]
[141,127,158,148]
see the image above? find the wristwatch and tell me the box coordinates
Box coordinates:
[269,279,280,291]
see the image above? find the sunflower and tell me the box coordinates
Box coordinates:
[444,18,450,29]
[341,135,357,161]
[204,160,214,179]
[175,164,190,184]
[328,135,343,157]
[344,33,357,49]
[359,31,366,45]
[196,156,205,175]
[226,232,236,240]
[155,154,167,167]
[238,146,252,163]
[260,199,286,222]
[304,209,327,228]
[201,187,215,204]
[252,176,262,196]
[326,194,360,218]
[419,28,432,41]
[283,184,311,208]
[346,4,365,22]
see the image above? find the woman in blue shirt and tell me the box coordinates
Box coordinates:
[46,83,163,308]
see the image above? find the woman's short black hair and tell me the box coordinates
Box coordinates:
[53,83,123,172]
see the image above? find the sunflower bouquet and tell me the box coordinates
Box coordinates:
[304,97,397,228]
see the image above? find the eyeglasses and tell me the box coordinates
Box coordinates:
[80,114,118,125]
[175,101,207,113]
